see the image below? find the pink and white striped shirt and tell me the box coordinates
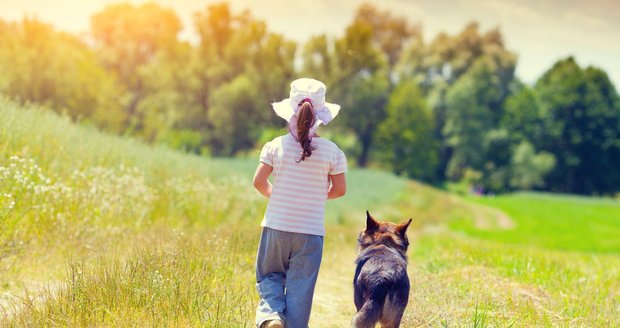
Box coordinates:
[259,133,348,236]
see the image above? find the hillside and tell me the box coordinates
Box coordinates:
[1,98,619,327]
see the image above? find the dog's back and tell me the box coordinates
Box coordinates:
[353,245,409,328]
[352,212,411,328]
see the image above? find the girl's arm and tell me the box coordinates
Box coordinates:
[253,163,273,198]
[327,173,346,199]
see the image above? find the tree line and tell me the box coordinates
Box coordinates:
[1,2,619,195]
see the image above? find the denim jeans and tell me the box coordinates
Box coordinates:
[255,227,323,328]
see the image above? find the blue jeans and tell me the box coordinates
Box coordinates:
[255,227,323,328]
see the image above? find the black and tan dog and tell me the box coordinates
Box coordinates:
[352,211,412,328]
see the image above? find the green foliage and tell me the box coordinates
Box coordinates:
[398,22,516,89]
[158,129,205,154]
[192,3,296,153]
[207,75,268,156]
[398,23,517,187]
[501,84,544,144]
[443,57,507,179]
[352,3,420,68]
[329,13,393,167]
[90,2,182,85]
[136,44,205,146]
[534,57,620,194]
[193,3,295,102]
[0,18,124,131]
[336,69,390,166]
[90,2,184,136]
[376,81,438,181]
[509,142,556,190]
[334,21,384,81]
[301,34,334,82]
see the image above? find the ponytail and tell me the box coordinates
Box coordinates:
[296,100,317,162]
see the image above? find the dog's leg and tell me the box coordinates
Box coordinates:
[379,315,403,328]
[380,320,402,328]
[379,291,407,328]
[351,300,382,328]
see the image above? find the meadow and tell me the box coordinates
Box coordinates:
[1,98,619,327]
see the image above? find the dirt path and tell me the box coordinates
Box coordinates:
[310,236,358,327]
[464,200,515,230]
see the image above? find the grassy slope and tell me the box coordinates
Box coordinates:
[1,98,619,326]
[459,193,620,253]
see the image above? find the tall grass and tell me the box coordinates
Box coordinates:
[409,232,620,326]
[7,227,258,327]
[0,98,265,325]
[0,98,264,238]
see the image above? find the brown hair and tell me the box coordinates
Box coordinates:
[296,101,317,162]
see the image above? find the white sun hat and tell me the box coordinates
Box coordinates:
[272,78,341,133]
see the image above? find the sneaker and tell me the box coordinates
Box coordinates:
[261,319,284,328]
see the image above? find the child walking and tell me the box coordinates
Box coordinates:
[252,78,348,328]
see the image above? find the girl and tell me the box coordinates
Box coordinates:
[253,78,348,328]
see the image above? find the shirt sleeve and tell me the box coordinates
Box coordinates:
[259,141,274,166]
[330,149,348,175]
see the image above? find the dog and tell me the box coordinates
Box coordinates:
[352,211,412,328]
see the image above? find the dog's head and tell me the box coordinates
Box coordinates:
[357,211,412,256]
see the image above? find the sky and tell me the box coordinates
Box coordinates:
[1,0,619,87]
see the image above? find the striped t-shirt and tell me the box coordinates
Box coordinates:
[259,133,348,236]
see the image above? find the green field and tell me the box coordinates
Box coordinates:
[456,193,620,253]
[1,98,619,326]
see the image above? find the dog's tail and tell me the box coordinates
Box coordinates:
[351,285,388,328]
[351,298,383,328]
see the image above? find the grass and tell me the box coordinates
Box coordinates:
[1,97,619,326]
[8,227,258,326]
[453,192,620,253]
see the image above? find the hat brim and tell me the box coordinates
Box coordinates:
[272,99,341,125]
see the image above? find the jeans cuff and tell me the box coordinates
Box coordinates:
[256,313,283,328]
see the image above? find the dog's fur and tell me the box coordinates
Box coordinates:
[352,211,412,328]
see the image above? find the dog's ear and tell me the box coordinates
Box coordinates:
[366,210,379,232]
[396,218,412,236]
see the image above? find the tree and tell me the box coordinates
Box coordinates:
[443,56,508,180]
[483,83,554,191]
[535,57,620,194]
[509,141,556,190]
[0,18,125,131]
[501,84,545,145]
[376,81,438,181]
[207,75,268,156]
[352,3,420,68]
[398,23,516,180]
[336,71,390,168]
[90,3,182,129]
[331,20,387,166]
[301,34,334,83]
[247,32,296,120]
[193,2,296,137]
